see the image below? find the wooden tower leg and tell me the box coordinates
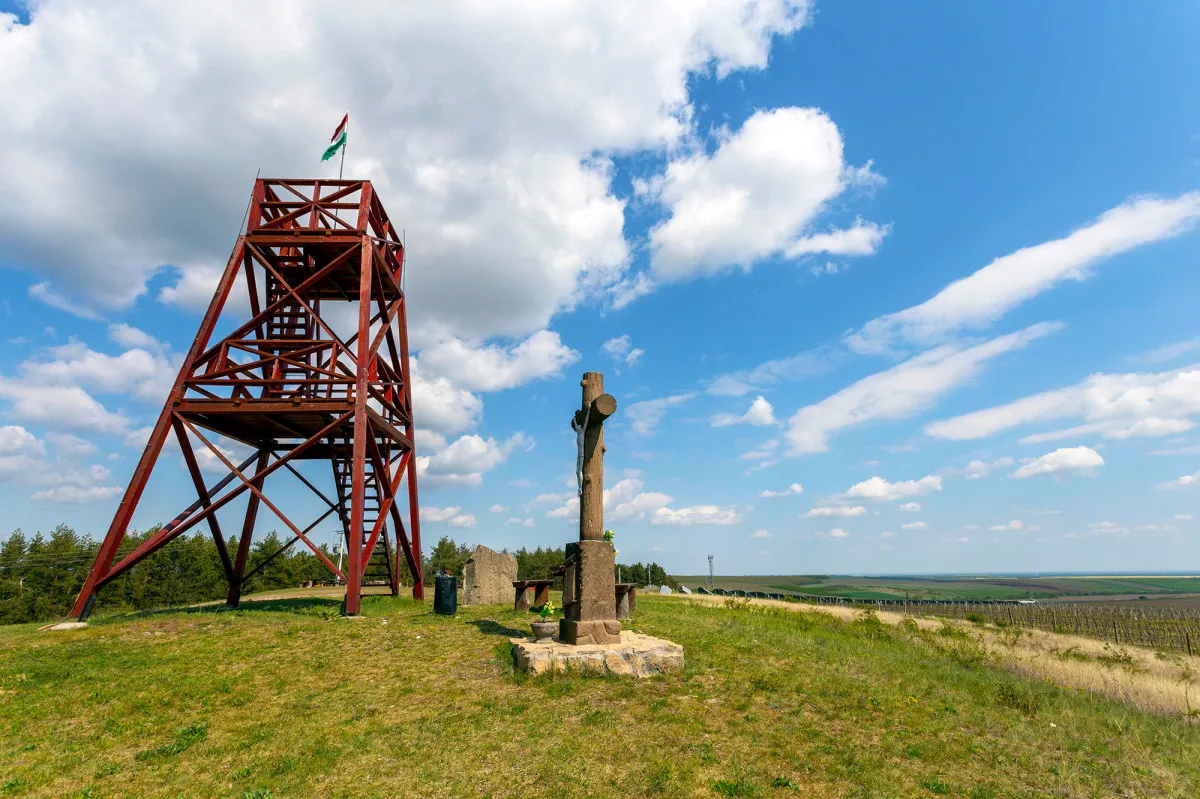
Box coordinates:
[344,241,374,616]
[227,452,269,607]
[407,462,423,600]
[71,412,175,621]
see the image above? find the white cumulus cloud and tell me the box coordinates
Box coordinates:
[651,505,742,526]
[711,395,777,428]
[602,335,644,367]
[1010,446,1104,479]
[1159,471,1200,490]
[546,477,674,523]
[644,106,884,282]
[844,474,942,502]
[421,506,476,528]
[416,330,578,393]
[0,0,813,335]
[416,432,532,488]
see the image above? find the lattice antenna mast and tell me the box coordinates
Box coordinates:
[71,178,423,620]
[708,554,715,591]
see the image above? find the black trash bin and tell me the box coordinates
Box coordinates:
[434,570,457,616]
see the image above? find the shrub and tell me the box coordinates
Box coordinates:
[996,682,1042,716]
[851,610,889,641]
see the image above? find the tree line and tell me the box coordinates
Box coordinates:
[0,524,338,625]
[0,526,681,625]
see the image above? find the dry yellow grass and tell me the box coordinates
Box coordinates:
[679,594,1200,719]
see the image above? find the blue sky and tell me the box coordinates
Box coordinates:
[2,1,1200,575]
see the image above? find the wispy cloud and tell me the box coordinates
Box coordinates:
[804,505,866,518]
[759,482,803,498]
[845,192,1200,354]
[786,323,1060,454]
[927,364,1200,444]
[625,392,695,436]
[707,348,836,397]
[1128,336,1200,365]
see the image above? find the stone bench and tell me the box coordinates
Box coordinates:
[513,579,554,611]
[615,583,637,619]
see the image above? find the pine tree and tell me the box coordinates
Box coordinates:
[426,536,470,576]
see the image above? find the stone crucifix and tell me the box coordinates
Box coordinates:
[560,371,622,645]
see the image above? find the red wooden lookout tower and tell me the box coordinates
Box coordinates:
[72,179,423,619]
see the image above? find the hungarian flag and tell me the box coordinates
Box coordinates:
[322,114,348,161]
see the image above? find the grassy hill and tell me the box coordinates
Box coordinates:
[2,592,1198,798]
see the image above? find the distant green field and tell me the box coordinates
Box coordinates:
[675,574,1200,603]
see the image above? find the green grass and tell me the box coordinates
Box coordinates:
[1,594,1199,797]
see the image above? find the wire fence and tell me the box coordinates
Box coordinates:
[700,588,1200,655]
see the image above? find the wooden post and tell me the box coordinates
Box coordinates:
[560,371,621,645]
[579,372,616,543]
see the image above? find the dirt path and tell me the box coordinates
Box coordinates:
[676,594,1200,719]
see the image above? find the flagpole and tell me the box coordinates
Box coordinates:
[339,116,347,180]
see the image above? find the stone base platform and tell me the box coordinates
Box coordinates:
[511,631,683,677]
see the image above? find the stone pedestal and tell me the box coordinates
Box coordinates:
[512,631,683,677]
[559,540,621,644]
